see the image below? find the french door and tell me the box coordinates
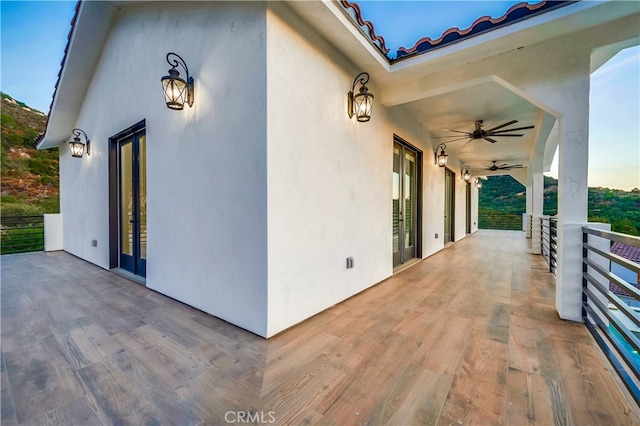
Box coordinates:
[117,127,146,277]
[393,141,419,267]
[445,168,455,243]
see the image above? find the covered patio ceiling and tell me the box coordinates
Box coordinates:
[287,0,640,183]
[392,75,555,181]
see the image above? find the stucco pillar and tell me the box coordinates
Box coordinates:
[44,214,63,252]
[530,173,544,254]
[555,72,590,322]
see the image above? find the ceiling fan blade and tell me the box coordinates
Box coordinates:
[483,137,498,143]
[485,120,518,132]
[462,139,475,145]
[444,137,474,144]
[486,133,524,137]
[444,129,472,135]
[490,125,535,134]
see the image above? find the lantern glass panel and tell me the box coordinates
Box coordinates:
[353,92,373,122]
[162,76,188,110]
[70,141,85,158]
[437,153,448,167]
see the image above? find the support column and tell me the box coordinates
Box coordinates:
[530,172,544,254]
[555,72,590,322]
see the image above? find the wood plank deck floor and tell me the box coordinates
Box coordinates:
[1,230,638,425]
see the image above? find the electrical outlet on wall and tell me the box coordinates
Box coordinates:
[435,233,439,239]
[346,257,354,269]
[91,239,97,247]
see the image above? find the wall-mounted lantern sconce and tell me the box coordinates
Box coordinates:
[435,143,448,167]
[161,52,194,110]
[348,72,374,122]
[69,128,90,158]
[475,178,483,189]
[462,165,471,182]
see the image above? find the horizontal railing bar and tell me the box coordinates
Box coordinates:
[584,309,640,406]
[584,272,640,329]
[583,226,640,247]
[584,303,640,382]
[584,287,640,356]
[585,242,640,274]
[584,257,640,302]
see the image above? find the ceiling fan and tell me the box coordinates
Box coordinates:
[437,120,534,143]
[472,161,524,172]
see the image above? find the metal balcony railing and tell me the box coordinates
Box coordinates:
[582,226,640,405]
[0,215,45,254]
[541,216,557,274]
[478,211,524,230]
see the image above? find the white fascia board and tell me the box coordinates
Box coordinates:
[322,0,390,72]
[37,1,116,150]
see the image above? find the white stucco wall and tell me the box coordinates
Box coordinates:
[264,4,475,336]
[57,1,479,339]
[60,2,269,336]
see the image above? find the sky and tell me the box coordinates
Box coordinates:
[1,0,638,190]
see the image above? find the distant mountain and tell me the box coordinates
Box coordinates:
[1,92,59,215]
[479,175,640,235]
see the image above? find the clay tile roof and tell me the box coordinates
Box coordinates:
[611,242,640,263]
[609,241,640,296]
[340,0,390,56]
[340,1,574,62]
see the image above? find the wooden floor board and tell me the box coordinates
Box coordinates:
[1,231,638,425]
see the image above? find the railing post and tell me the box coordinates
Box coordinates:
[550,218,556,274]
[582,228,588,322]
[531,214,542,254]
[44,214,63,252]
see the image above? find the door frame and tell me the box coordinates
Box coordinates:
[393,135,422,267]
[109,119,146,273]
[466,181,472,234]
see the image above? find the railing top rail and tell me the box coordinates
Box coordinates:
[583,226,640,248]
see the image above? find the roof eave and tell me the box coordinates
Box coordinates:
[36,1,117,150]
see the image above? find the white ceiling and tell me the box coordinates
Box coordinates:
[395,78,551,174]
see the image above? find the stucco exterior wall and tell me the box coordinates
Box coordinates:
[60,2,269,336]
[57,1,480,339]
[264,4,477,336]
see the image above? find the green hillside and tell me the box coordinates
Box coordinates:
[479,175,640,235]
[1,92,59,215]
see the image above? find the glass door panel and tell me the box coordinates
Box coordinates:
[120,142,134,272]
[393,145,401,266]
[445,168,454,243]
[393,141,419,268]
[138,135,147,262]
[403,150,416,260]
[118,129,146,278]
